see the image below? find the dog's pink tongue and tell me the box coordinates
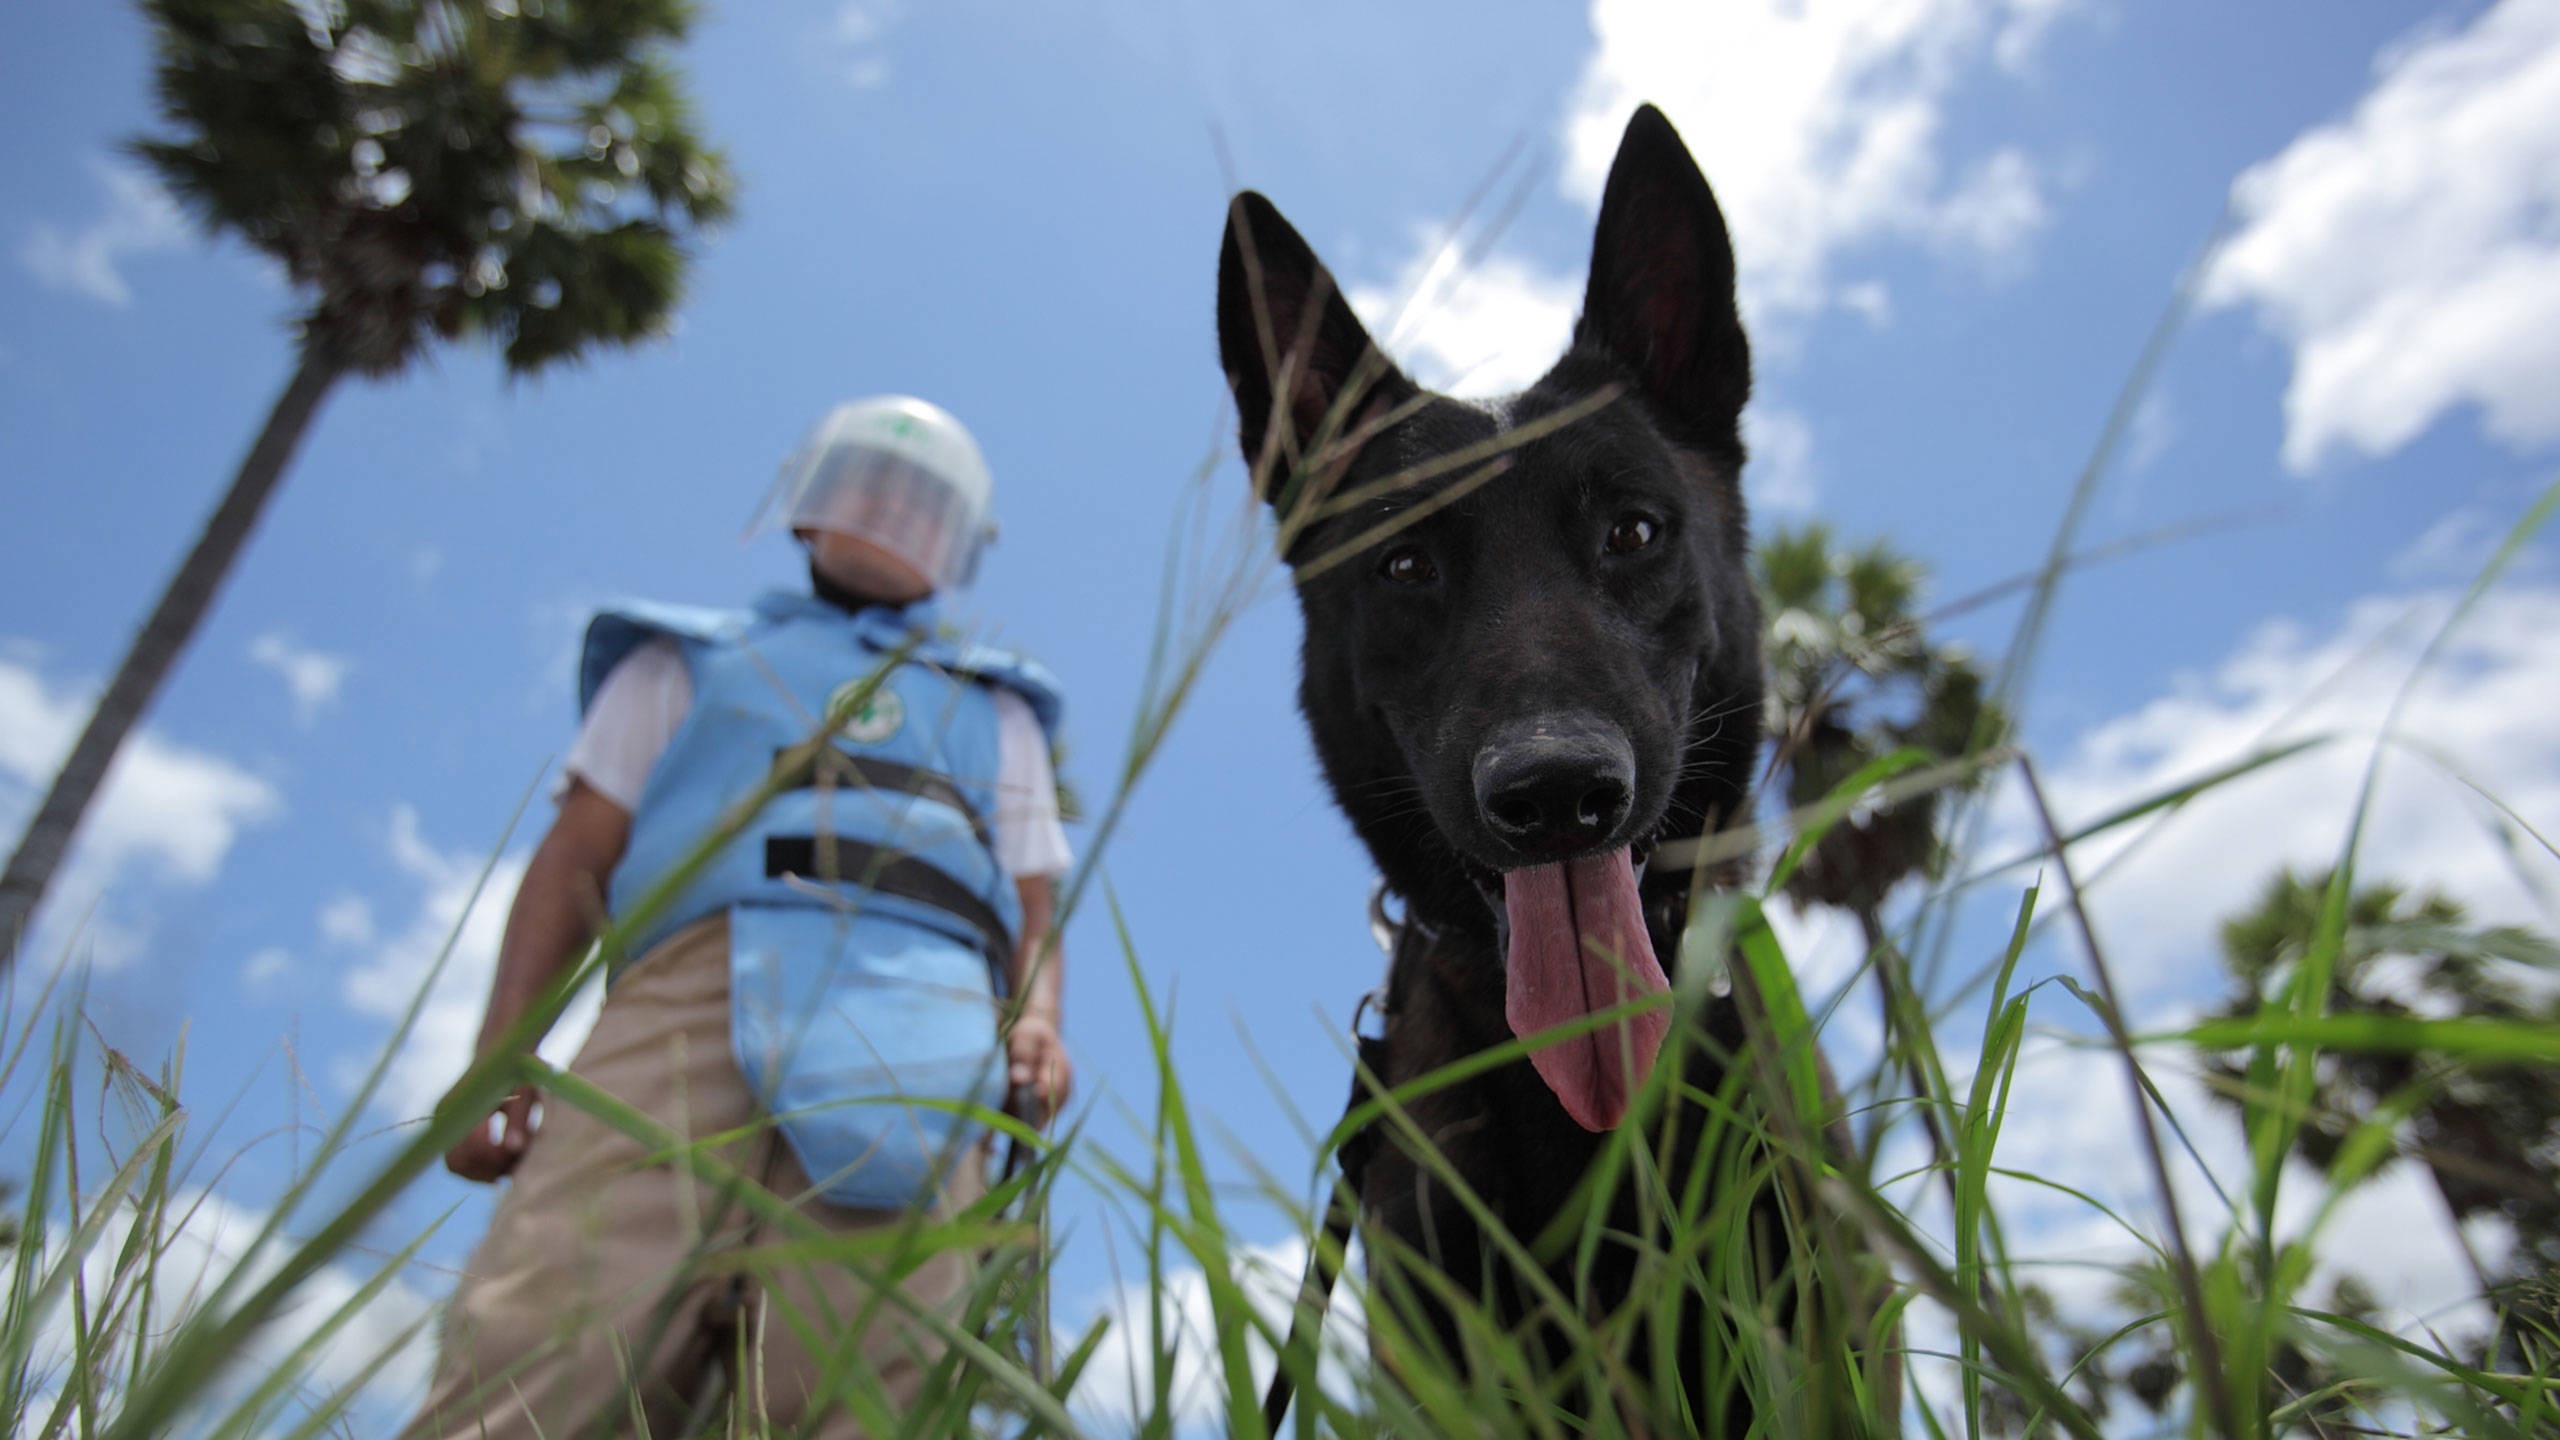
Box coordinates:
[1501,848,1670,1132]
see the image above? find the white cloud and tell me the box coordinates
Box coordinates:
[1068,1233,1366,1431]
[0,659,279,887]
[249,631,351,728]
[835,0,902,45]
[2204,0,2560,471]
[1743,400,1820,513]
[1837,279,1895,328]
[1348,236,1581,397]
[1928,148,2051,272]
[1562,0,2071,325]
[2388,504,2513,583]
[243,945,293,987]
[1343,247,1825,510]
[1940,1037,2493,1347]
[2125,390,2176,473]
[833,0,905,88]
[2011,584,2560,1005]
[25,1186,440,1422]
[319,892,377,948]
[20,159,189,307]
[1891,580,2560,1384]
[338,805,599,1122]
[1765,891,1884,1067]
[528,594,608,719]
[1343,0,2074,494]
[1992,0,2086,75]
[1892,1058,2492,1440]
[0,652,279,965]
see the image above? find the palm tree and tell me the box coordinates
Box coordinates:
[2034,1267,2383,1439]
[2202,868,2560,1366]
[1756,524,2003,1151]
[1978,1281,2128,1437]
[0,0,732,962]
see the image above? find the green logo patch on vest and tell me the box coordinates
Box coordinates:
[830,680,906,745]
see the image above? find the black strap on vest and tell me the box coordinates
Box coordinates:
[775,746,997,852]
[762,835,1015,988]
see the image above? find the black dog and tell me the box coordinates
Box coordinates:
[1218,106,1885,1429]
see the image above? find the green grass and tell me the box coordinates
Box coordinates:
[4,329,2558,1440]
[5,715,2557,1437]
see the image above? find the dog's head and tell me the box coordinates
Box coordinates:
[1216,106,1764,1133]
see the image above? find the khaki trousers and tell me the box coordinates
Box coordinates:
[399,915,987,1440]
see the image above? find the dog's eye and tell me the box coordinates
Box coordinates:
[1605,515,1659,555]
[1378,545,1438,585]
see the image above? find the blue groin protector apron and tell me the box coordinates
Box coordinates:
[584,589,1063,1209]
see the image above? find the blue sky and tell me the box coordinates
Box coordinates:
[5,0,2559,1426]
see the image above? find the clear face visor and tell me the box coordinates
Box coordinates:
[756,442,992,591]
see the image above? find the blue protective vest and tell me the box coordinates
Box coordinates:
[581,588,1063,1208]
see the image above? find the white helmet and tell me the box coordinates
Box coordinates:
[759,396,996,590]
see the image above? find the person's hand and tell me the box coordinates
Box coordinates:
[445,1085,539,1183]
[1006,1012,1073,1125]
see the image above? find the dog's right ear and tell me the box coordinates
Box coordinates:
[1217,191,1413,506]
[1574,104,1751,464]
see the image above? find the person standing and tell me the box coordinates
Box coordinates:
[400,396,1071,1440]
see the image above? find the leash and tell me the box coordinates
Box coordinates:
[1259,1071,1378,1432]
[1260,885,1405,1433]
[999,1081,1038,1188]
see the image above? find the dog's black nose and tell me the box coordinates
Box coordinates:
[1472,716,1636,858]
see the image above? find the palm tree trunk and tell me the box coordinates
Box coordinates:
[0,347,341,967]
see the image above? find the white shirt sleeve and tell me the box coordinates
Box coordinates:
[561,637,692,814]
[990,687,1072,879]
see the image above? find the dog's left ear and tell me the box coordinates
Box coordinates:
[1217,190,1414,507]
[1574,104,1751,462]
